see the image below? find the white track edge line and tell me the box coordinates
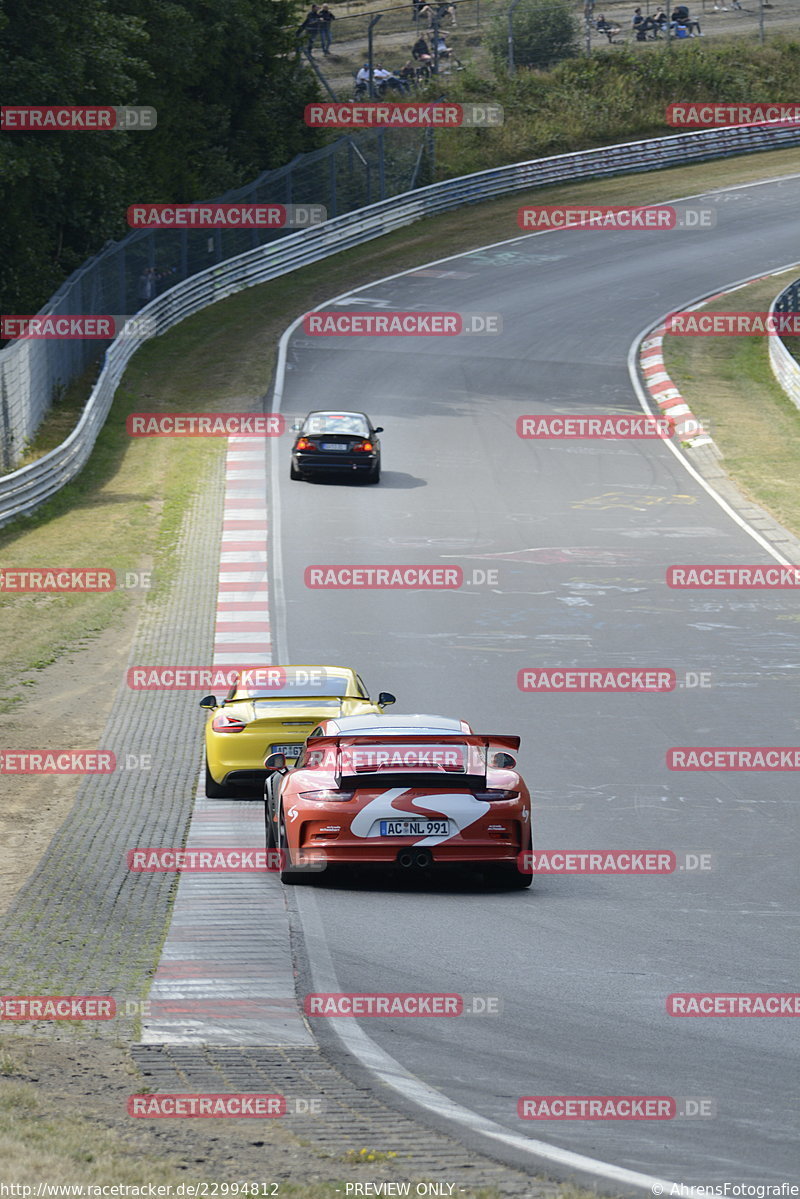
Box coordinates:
[297,888,678,1193]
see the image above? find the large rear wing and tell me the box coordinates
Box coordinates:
[301,733,521,789]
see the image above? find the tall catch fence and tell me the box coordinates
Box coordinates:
[0,129,429,474]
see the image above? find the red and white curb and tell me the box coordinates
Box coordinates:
[215,437,271,666]
[141,437,312,1046]
[639,327,714,449]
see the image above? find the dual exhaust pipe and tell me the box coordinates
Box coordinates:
[397,848,432,870]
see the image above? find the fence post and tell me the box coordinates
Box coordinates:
[329,148,337,219]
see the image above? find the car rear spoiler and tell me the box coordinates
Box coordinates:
[303,733,521,790]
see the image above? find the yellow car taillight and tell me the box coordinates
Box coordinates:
[212,712,247,733]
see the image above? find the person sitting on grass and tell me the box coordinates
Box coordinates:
[595,13,622,40]
[671,4,702,32]
[373,63,411,93]
[412,34,433,62]
[632,7,655,38]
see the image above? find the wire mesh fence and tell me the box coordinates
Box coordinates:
[0,129,431,472]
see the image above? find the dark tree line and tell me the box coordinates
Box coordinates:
[0,0,320,314]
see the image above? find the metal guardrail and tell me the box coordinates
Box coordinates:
[2,119,800,527]
[769,277,800,411]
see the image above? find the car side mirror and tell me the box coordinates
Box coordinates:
[373,426,384,433]
[291,421,303,432]
[377,692,396,708]
[491,752,516,769]
[264,752,287,772]
[199,695,218,710]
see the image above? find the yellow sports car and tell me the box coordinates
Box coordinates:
[200,665,395,797]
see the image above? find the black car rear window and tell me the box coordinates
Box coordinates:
[303,414,369,436]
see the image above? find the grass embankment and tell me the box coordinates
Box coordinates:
[430,39,800,176]
[663,269,800,538]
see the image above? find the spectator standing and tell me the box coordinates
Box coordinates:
[299,4,321,55]
[318,4,335,54]
[137,268,156,304]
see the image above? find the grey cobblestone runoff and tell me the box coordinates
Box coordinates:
[0,450,226,1038]
[131,1044,564,1197]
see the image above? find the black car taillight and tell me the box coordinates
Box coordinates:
[352,440,374,452]
[296,437,317,451]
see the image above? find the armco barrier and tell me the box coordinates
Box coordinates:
[769,277,800,410]
[2,120,800,527]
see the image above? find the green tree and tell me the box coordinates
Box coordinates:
[0,0,319,316]
[488,0,579,72]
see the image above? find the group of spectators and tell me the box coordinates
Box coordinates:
[298,4,335,55]
[354,27,457,96]
[632,6,702,38]
[355,62,411,94]
[591,2,704,40]
[299,1,457,59]
[412,0,457,25]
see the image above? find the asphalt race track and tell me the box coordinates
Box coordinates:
[268,174,800,1186]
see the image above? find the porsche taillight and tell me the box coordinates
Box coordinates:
[211,712,247,733]
[473,789,520,802]
[297,790,354,801]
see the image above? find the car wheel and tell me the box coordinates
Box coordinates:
[205,758,233,798]
[366,462,381,484]
[484,861,532,890]
[278,809,312,885]
[265,792,277,849]
[290,461,302,480]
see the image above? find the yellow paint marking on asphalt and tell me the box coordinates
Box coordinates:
[572,491,698,510]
